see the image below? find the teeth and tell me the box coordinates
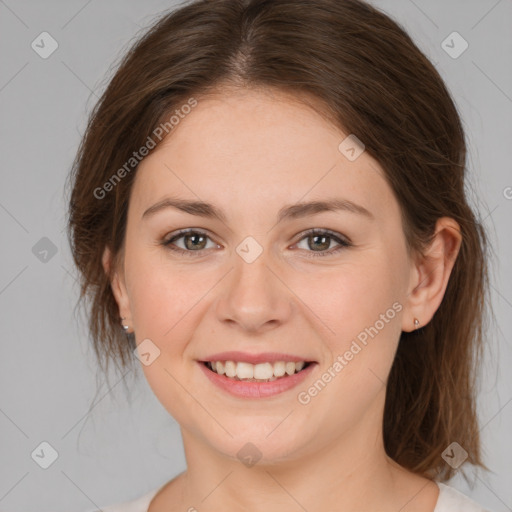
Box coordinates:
[253,362,273,380]
[224,360,237,378]
[207,360,309,381]
[285,362,296,375]
[236,362,254,379]
[273,361,286,377]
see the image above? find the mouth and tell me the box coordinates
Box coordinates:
[201,360,314,382]
[197,357,317,399]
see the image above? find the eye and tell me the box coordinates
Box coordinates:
[161,228,352,258]
[162,229,219,256]
[294,228,351,258]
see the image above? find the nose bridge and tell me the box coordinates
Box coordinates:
[233,242,271,292]
[216,239,291,332]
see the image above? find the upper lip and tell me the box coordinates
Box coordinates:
[199,351,316,365]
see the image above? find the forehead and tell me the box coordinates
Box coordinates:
[130,88,397,225]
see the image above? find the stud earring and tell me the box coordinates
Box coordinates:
[121,317,130,332]
[414,318,420,330]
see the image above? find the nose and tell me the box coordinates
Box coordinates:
[214,248,293,334]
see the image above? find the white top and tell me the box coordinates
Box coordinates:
[91,481,491,512]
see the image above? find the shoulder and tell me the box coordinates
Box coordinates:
[434,482,492,512]
[84,487,160,512]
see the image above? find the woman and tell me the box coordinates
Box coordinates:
[66,0,493,510]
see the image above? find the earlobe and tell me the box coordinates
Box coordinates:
[402,217,462,332]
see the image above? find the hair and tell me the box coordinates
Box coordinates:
[65,0,493,483]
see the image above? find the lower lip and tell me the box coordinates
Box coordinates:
[197,361,317,398]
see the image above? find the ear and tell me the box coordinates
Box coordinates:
[102,245,132,323]
[401,217,462,332]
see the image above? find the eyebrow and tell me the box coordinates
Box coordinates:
[141,196,374,223]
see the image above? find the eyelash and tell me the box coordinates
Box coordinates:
[161,228,352,258]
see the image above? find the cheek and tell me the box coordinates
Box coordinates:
[292,255,402,342]
[126,258,206,421]
[126,249,206,342]
[292,260,403,430]
[296,255,404,394]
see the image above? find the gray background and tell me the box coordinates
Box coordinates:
[0,0,511,510]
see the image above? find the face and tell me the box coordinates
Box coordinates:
[108,87,416,465]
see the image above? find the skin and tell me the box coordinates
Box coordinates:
[103,87,462,512]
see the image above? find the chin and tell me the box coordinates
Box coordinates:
[199,418,317,466]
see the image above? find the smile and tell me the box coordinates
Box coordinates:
[198,359,317,398]
[205,360,310,381]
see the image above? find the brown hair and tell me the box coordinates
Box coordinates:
[65,0,492,482]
